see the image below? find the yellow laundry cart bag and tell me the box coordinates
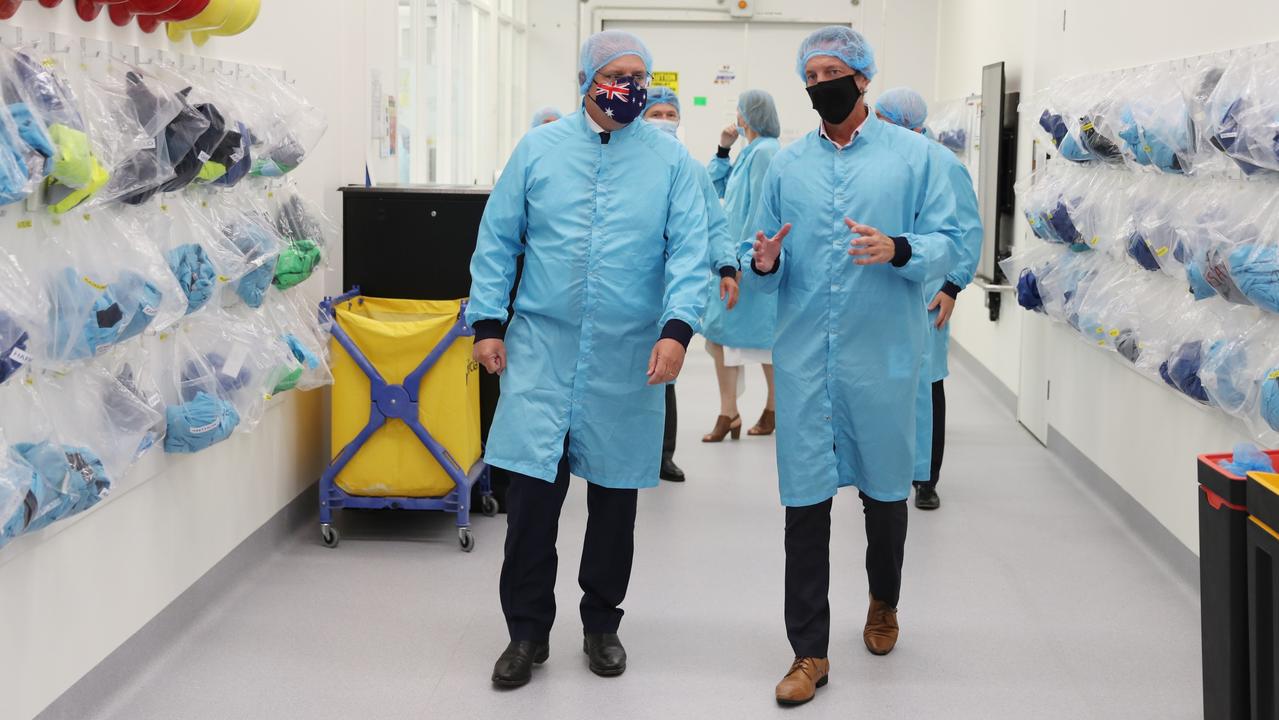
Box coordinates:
[330,297,481,498]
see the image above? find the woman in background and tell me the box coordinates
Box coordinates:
[703,90,782,442]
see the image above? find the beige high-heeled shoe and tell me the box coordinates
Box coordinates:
[702,414,742,442]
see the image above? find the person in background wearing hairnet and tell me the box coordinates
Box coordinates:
[874,87,982,512]
[641,85,737,483]
[703,89,783,442]
[468,30,709,689]
[529,106,562,128]
[743,27,965,706]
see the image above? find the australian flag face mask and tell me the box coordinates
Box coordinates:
[590,77,648,126]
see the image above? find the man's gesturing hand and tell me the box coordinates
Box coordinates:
[752,223,792,274]
[846,218,896,266]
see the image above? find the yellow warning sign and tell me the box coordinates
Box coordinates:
[652,71,679,95]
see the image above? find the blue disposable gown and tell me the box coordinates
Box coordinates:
[742,114,963,506]
[696,165,737,313]
[467,111,709,490]
[913,145,982,482]
[704,137,780,348]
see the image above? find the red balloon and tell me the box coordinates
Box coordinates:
[39,0,66,8]
[151,0,206,21]
[109,0,180,26]
[0,0,21,20]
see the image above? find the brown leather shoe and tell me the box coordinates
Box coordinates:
[775,657,829,706]
[864,596,899,656]
[701,414,742,442]
[748,409,775,436]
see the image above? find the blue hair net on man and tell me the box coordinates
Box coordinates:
[1228,243,1279,313]
[737,89,781,138]
[529,106,563,129]
[796,26,877,81]
[875,87,928,131]
[644,86,680,115]
[578,30,653,94]
[164,392,240,454]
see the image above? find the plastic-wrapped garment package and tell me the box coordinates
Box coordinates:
[1183,183,1279,307]
[259,289,331,393]
[238,67,325,177]
[0,429,37,548]
[1260,370,1279,433]
[117,73,209,204]
[1028,78,1096,163]
[1075,78,1127,166]
[97,342,167,459]
[1205,51,1279,178]
[1072,266,1156,354]
[1037,250,1107,325]
[14,211,186,365]
[132,203,221,315]
[1122,176,1195,277]
[0,246,43,386]
[268,182,332,290]
[153,68,229,193]
[1000,243,1071,314]
[1178,55,1241,179]
[93,64,190,206]
[924,98,971,157]
[174,193,282,310]
[1157,304,1260,406]
[1019,164,1125,253]
[197,67,256,187]
[0,91,53,205]
[1118,65,1196,175]
[155,325,239,454]
[1200,312,1279,418]
[0,378,110,534]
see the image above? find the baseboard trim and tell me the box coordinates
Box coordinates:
[35,483,319,720]
[950,341,1017,415]
[1046,426,1199,588]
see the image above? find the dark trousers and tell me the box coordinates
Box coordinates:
[662,384,677,463]
[915,379,947,488]
[499,449,638,643]
[784,493,909,658]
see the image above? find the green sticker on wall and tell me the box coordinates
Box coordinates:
[693,96,708,106]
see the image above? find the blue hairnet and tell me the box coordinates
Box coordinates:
[737,90,780,138]
[644,86,680,115]
[875,87,928,131]
[529,106,563,129]
[578,31,653,94]
[796,26,877,82]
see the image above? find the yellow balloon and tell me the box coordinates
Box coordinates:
[166,0,234,43]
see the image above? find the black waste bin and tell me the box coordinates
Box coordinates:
[1246,471,1279,720]
[1198,452,1263,720]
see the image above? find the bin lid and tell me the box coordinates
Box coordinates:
[1247,471,1279,531]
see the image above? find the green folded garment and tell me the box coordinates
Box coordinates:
[196,160,228,184]
[271,366,303,395]
[45,155,109,214]
[272,239,322,290]
[47,124,94,188]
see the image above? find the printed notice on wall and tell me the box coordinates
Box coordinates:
[713,65,736,85]
[652,71,679,94]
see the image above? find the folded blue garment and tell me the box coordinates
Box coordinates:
[937,128,967,154]
[1187,259,1218,300]
[1209,342,1250,411]
[227,223,277,309]
[165,243,218,315]
[0,310,31,386]
[48,268,164,360]
[1262,370,1279,432]
[1016,269,1043,312]
[164,391,240,454]
[1167,341,1212,405]
[12,441,109,532]
[1210,98,1278,177]
[1127,233,1162,272]
[283,333,320,369]
[0,452,38,544]
[1046,201,1083,246]
[1228,243,1279,313]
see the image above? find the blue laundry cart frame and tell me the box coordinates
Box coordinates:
[317,288,496,552]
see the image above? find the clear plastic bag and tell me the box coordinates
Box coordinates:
[925,98,972,157]
[0,427,36,549]
[1200,311,1279,419]
[145,62,230,194]
[239,67,326,177]
[1121,175,1195,274]
[94,341,167,460]
[1156,303,1260,407]
[259,289,332,393]
[266,181,332,291]
[171,192,281,310]
[15,210,185,365]
[999,242,1071,314]
[1116,65,1197,175]
[1028,76,1096,164]
[1204,49,1279,179]
[0,45,58,201]
[1182,182,1279,307]
[0,375,113,534]
[0,235,44,386]
[1075,74,1128,167]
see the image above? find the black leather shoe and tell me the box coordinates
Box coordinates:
[915,485,940,511]
[491,640,549,688]
[660,457,685,482]
[583,633,627,677]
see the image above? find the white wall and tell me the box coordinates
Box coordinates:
[935,0,1279,552]
[526,0,940,132]
[0,3,397,718]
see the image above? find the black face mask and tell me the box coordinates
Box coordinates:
[806,75,862,125]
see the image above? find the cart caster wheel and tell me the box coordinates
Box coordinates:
[458,528,475,553]
[481,495,499,517]
[321,524,340,548]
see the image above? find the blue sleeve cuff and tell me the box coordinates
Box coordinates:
[751,256,780,276]
[660,319,695,348]
[941,280,962,299]
[890,236,912,268]
[473,319,505,342]
[718,265,737,279]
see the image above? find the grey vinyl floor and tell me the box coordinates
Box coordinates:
[72,348,1202,720]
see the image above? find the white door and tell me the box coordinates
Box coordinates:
[601,19,839,157]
